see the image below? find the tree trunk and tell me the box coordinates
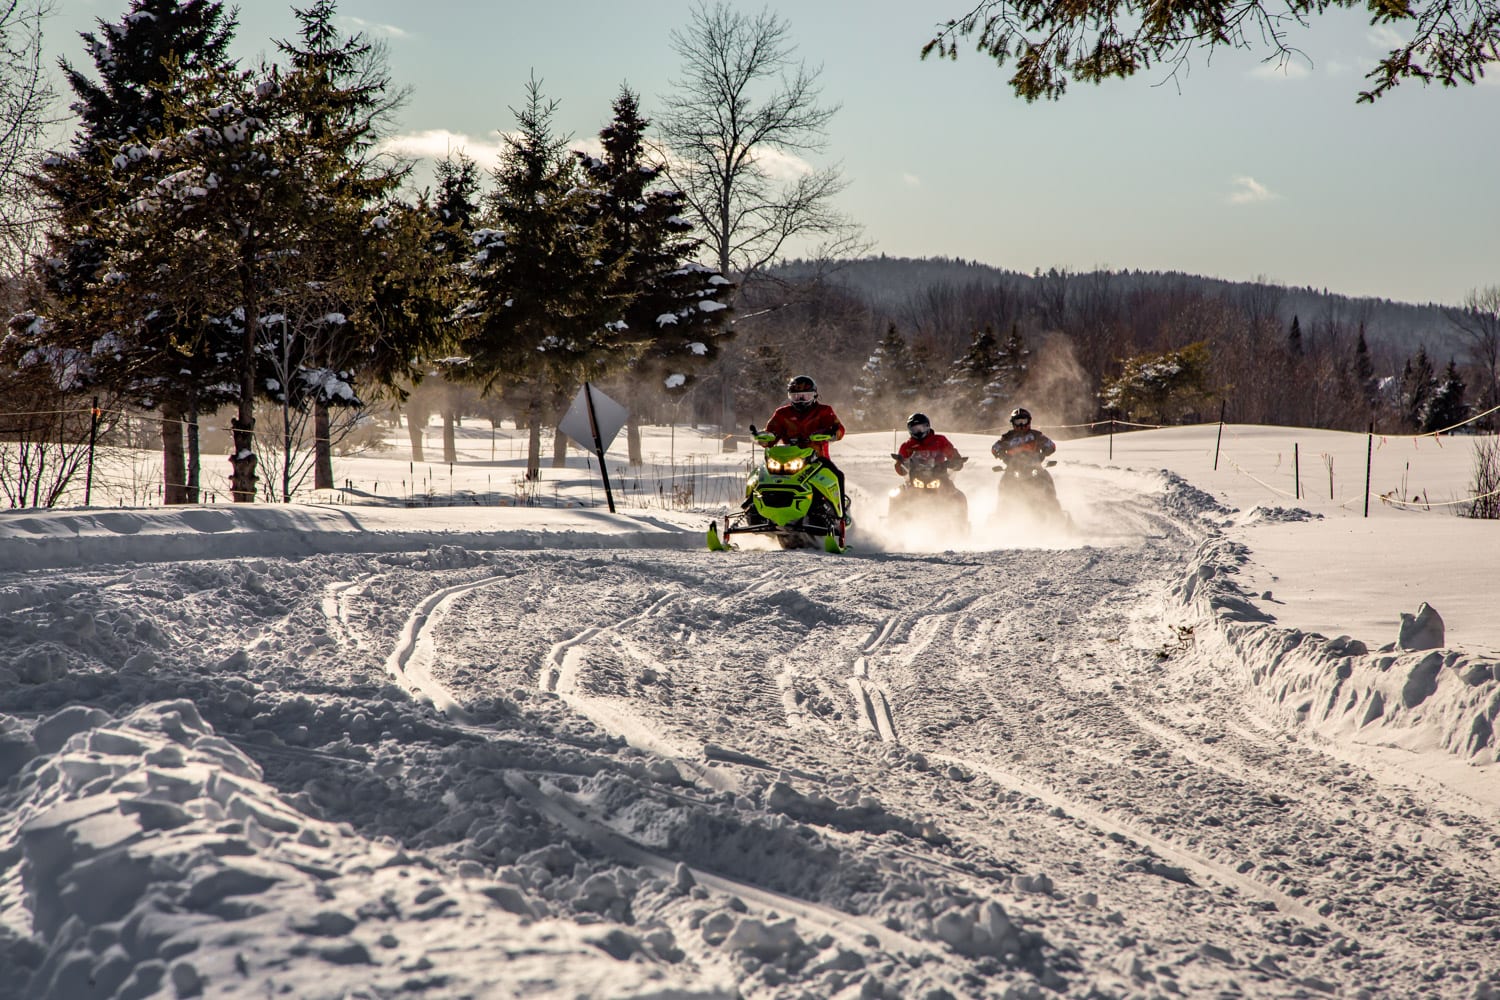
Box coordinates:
[407,405,425,463]
[526,392,542,481]
[442,408,457,465]
[627,412,642,467]
[314,400,334,490]
[186,409,201,504]
[550,387,570,468]
[161,400,188,505]
[230,255,260,502]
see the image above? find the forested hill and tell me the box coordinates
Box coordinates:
[770,256,1464,355]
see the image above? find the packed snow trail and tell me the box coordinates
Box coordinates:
[1,473,1497,997]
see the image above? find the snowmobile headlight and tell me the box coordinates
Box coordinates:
[766,457,784,473]
[924,479,942,489]
[911,478,927,488]
[769,457,804,473]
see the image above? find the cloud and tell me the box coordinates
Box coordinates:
[340,15,409,39]
[747,145,817,182]
[1228,176,1279,205]
[901,173,922,187]
[377,130,606,175]
[1368,25,1404,51]
[1249,55,1311,80]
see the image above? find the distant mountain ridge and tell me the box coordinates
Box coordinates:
[770,256,1465,356]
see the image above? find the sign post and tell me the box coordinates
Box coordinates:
[559,382,628,513]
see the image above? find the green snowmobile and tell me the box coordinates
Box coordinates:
[707,428,847,553]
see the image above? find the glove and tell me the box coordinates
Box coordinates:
[754,432,775,445]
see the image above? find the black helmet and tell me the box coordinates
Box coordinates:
[786,375,818,410]
[1009,407,1031,426]
[906,412,931,438]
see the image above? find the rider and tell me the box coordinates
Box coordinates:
[990,407,1056,466]
[759,375,849,522]
[895,412,964,476]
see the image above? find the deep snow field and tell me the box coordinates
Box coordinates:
[1,418,1497,1000]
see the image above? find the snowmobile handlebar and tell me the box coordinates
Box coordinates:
[748,425,832,448]
[993,458,1057,471]
[895,453,966,470]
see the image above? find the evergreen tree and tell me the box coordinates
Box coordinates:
[460,77,622,478]
[1400,346,1437,431]
[576,86,733,465]
[944,324,1005,428]
[1288,315,1303,356]
[382,150,480,464]
[33,0,239,502]
[1354,328,1376,411]
[1421,359,1469,432]
[996,321,1030,400]
[93,58,359,502]
[850,323,917,428]
[267,0,411,494]
[1099,341,1217,425]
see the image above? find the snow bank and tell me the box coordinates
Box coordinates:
[0,504,699,572]
[1164,477,1500,764]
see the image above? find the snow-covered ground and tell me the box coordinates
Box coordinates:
[2,419,1497,999]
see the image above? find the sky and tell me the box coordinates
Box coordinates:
[3,420,1499,998]
[42,1,1500,307]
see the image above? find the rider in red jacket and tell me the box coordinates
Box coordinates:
[895,412,963,475]
[759,375,849,521]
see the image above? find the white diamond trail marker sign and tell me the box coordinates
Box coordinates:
[558,382,628,512]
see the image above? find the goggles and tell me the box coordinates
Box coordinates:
[788,391,816,404]
[1011,418,1029,426]
[909,422,930,436]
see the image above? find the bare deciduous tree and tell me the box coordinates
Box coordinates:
[1447,286,1500,425]
[658,1,860,280]
[0,0,55,279]
[657,2,864,444]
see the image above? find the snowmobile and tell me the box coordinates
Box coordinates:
[707,427,847,553]
[990,456,1070,530]
[886,452,969,538]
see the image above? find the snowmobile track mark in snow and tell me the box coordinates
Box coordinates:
[383,573,515,720]
[502,769,929,959]
[929,751,1363,940]
[848,657,899,742]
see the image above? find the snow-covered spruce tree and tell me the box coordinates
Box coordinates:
[849,323,917,429]
[944,324,1007,429]
[96,60,351,502]
[460,77,624,480]
[264,0,413,496]
[577,86,733,466]
[1420,358,1469,433]
[1098,341,1217,426]
[32,0,239,503]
